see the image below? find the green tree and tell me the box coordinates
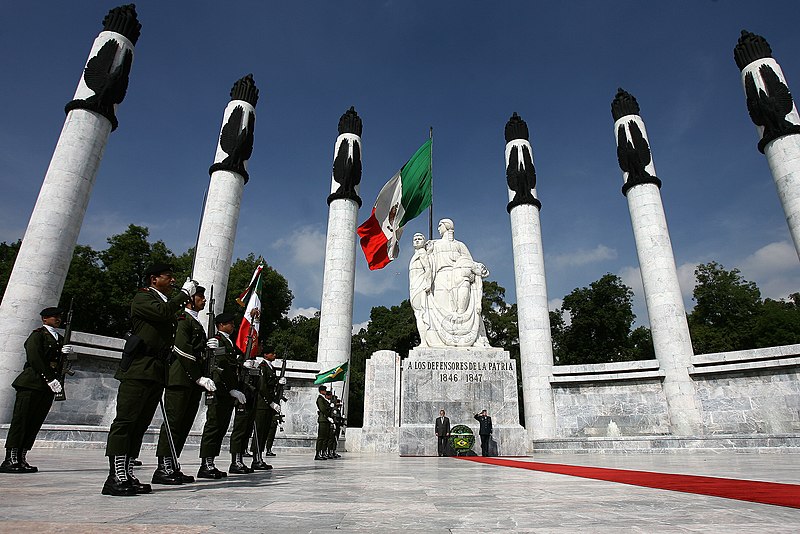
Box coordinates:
[688,261,762,353]
[552,273,652,365]
[60,245,106,334]
[268,313,319,362]
[751,294,800,348]
[0,239,22,302]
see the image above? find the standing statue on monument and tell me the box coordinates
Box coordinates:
[409,219,490,348]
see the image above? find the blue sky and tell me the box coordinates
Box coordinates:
[1,1,799,333]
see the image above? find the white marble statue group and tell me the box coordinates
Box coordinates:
[409,218,491,348]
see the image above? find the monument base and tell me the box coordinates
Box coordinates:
[399,347,527,456]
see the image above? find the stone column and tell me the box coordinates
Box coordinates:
[734,31,800,260]
[0,5,141,421]
[503,113,557,442]
[316,108,363,408]
[192,74,259,319]
[611,89,702,436]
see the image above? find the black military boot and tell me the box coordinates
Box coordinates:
[102,456,137,496]
[314,451,327,461]
[126,456,151,494]
[17,449,38,472]
[265,449,276,457]
[0,448,22,473]
[251,456,272,470]
[229,453,253,474]
[197,457,227,479]
[152,456,183,485]
[167,455,194,483]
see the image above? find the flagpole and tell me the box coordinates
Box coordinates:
[428,126,434,240]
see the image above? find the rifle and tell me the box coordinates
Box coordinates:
[204,286,217,406]
[54,298,76,402]
[274,357,288,431]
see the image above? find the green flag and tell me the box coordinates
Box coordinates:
[314,362,349,385]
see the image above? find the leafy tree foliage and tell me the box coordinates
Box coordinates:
[551,273,653,365]
[268,313,319,362]
[687,262,800,352]
[0,240,21,301]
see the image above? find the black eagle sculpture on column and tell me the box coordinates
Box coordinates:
[64,4,140,131]
[209,74,259,183]
[504,112,540,213]
[327,106,363,207]
[612,88,661,196]
[745,65,800,153]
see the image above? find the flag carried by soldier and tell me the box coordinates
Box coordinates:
[357,139,432,270]
[314,362,349,385]
[235,263,264,356]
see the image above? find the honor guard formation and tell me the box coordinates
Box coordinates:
[0,263,347,496]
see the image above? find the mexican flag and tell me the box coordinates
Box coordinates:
[314,362,349,385]
[357,139,432,270]
[235,264,264,356]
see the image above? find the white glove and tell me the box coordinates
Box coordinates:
[253,357,265,367]
[206,338,219,349]
[196,377,216,392]
[270,402,281,413]
[327,417,334,424]
[61,344,74,354]
[181,277,198,297]
[229,389,246,404]
[242,359,257,369]
[47,379,63,393]
[278,377,287,385]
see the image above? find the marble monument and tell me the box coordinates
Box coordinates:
[399,218,526,456]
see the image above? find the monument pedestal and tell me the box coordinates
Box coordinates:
[399,347,527,456]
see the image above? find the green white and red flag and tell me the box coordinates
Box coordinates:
[357,139,432,270]
[235,263,263,356]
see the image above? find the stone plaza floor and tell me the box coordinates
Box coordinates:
[0,448,799,533]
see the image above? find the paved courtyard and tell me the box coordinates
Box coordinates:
[0,449,799,533]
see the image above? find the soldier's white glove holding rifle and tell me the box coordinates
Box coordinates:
[270,402,281,413]
[61,344,74,354]
[229,389,246,404]
[206,338,219,350]
[196,377,216,392]
[47,379,63,393]
[180,277,198,297]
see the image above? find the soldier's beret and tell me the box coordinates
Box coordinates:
[261,344,276,354]
[143,263,174,278]
[215,312,235,324]
[40,307,62,318]
[195,285,206,296]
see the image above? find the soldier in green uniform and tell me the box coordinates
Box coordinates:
[315,384,332,460]
[197,312,247,479]
[251,345,284,467]
[103,264,196,497]
[329,395,344,459]
[228,323,259,475]
[151,286,218,485]
[1,307,73,474]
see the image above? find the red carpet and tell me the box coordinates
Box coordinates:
[456,456,800,509]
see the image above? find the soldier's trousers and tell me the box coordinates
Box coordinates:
[199,394,236,458]
[252,402,278,453]
[106,378,163,457]
[316,420,331,453]
[5,388,54,450]
[156,385,202,458]
[229,399,256,454]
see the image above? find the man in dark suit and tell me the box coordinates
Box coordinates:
[1,307,73,474]
[474,409,493,456]
[434,409,450,456]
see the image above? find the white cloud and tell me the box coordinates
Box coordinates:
[739,241,800,301]
[547,298,563,312]
[352,320,370,334]
[549,245,617,268]
[273,226,327,267]
[289,306,319,319]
